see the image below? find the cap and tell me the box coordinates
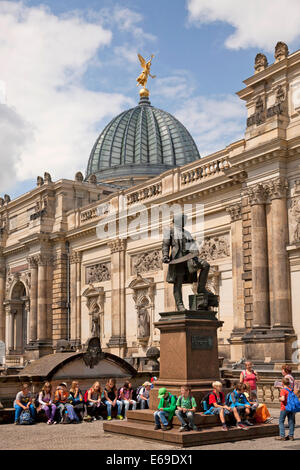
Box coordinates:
[158,387,167,398]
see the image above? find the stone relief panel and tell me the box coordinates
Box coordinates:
[131,250,162,275]
[289,196,300,243]
[86,262,111,284]
[198,234,230,261]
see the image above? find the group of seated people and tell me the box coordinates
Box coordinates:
[153,381,272,432]
[14,379,154,425]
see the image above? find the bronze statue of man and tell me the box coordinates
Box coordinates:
[162,214,210,311]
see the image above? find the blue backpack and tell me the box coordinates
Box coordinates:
[284,388,300,413]
[19,409,35,425]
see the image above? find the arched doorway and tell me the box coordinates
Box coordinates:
[7,281,28,354]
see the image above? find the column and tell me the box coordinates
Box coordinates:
[27,256,38,343]
[267,178,293,329]
[107,239,127,355]
[227,203,244,330]
[46,258,53,341]
[76,252,82,344]
[6,305,14,352]
[248,183,270,329]
[70,253,77,342]
[37,254,48,341]
[0,257,5,343]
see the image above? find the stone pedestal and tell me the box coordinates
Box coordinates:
[149,310,223,409]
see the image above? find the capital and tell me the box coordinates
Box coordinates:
[226,203,242,222]
[266,177,288,200]
[247,183,268,206]
[108,238,127,253]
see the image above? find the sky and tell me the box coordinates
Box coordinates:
[2,0,300,199]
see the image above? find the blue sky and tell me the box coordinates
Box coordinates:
[1,0,300,199]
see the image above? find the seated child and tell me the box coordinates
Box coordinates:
[175,386,197,432]
[154,387,176,431]
[204,381,232,431]
[227,382,252,427]
[14,383,36,424]
[243,383,272,424]
[38,381,56,424]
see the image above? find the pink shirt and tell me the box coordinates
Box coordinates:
[243,369,257,391]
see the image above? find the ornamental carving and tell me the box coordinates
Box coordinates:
[275,42,289,62]
[254,53,268,73]
[108,238,126,253]
[70,252,82,264]
[265,177,288,200]
[289,197,300,243]
[246,183,268,205]
[131,250,162,275]
[198,234,230,261]
[226,203,242,222]
[86,262,111,284]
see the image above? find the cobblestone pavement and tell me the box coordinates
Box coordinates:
[0,408,299,451]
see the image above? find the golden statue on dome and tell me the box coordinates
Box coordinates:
[136,54,156,97]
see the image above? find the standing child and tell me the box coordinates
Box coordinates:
[154,387,176,431]
[275,377,295,441]
[175,386,197,432]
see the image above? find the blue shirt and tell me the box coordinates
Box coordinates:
[229,390,250,408]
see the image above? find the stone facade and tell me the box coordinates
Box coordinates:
[2,43,300,370]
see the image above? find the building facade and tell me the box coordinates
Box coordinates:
[1,42,300,371]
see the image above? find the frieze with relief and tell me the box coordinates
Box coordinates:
[86,263,111,284]
[131,250,162,275]
[198,234,230,261]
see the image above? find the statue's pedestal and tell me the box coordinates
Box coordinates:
[150,310,223,409]
[104,308,278,446]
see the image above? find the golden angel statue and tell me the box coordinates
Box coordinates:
[136,54,156,89]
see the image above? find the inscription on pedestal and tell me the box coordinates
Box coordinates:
[191,335,213,350]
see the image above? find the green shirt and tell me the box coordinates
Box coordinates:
[176,395,197,410]
[157,393,177,421]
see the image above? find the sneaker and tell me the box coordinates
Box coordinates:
[47,419,52,425]
[14,421,20,425]
[275,436,289,441]
[92,417,96,421]
[222,424,228,431]
[154,425,161,430]
[179,426,187,432]
[107,416,112,421]
[288,436,294,441]
[116,415,123,420]
[244,420,254,426]
[236,422,248,430]
[265,417,274,424]
[162,425,172,431]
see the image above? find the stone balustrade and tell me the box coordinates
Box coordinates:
[181,156,231,186]
[80,207,99,223]
[127,182,162,206]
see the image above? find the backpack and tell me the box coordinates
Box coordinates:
[62,409,72,424]
[19,409,35,425]
[284,388,300,413]
[201,392,218,411]
[225,391,235,407]
[84,390,89,403]
[136,386,144,399]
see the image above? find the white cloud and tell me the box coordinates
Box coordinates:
[152,71,194,100]
[0,104,33,192]
[187,0,300,51]
[0,2,133,193]
[175,94,246,156]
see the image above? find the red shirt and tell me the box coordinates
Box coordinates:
[209,391,225,406]
[280,387,291,411]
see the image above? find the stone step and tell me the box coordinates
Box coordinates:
[103,419,278,447]
[127,409,220,427]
